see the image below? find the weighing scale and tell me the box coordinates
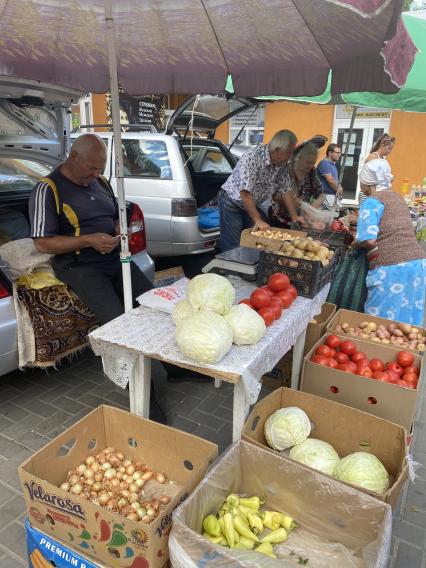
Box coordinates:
[202,246,260,280]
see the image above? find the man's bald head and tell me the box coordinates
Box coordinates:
[64,133,107,186]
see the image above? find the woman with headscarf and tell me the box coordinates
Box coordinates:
[359,133,395,205]
[356,163,425,326]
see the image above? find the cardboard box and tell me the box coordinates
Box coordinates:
[301,335,422,430]
[169,441,392,568]
[19,405,217,568]
[327,308,426,355]
[240,227,305,251]
[26,518,105,568]
[304,302,336,355]
[242,388,408,508]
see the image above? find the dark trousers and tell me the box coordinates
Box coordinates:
[53,256,153,324]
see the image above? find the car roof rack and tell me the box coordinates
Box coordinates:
[71,123,157,134]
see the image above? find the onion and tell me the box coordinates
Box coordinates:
[84,468,95,480]
[101,462,112,471]
[116,471,124,480]
[109,454,122,467]
[135,479,145,489]
[141,471,154,481]
[126,512,139,521]
[85,478,95,487]
[104,446,115,455]
[121,489,130,499]
[68,474,80,487]
[99,493,110,505]
[123,459,132,467]
[93,482,103,493]
[132,471,142,481]
[85,456,95,466]
[155,472,166,484]
[117,498,128,508]
[111,478,120,489]
[136,508,146,520]
[70,483,83,495]
[116,451,125,460]
[104,468,116,480]
[128,483,138,494]
[142,515,153,524]
[94,472,104,482]
[76,464,87,475]
[146,507,156,517]
[126,464,136,476]
[158,495,171,505]
[59,482,70,492]
[91,461,100,473]
[131,501,141,511]
[129,492,139,503]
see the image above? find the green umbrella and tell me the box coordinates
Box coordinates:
[247,11,426,112]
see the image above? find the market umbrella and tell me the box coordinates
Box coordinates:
[0,0,416,309]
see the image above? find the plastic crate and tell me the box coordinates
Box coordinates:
[304,228,353,253]
[257,249,340,298]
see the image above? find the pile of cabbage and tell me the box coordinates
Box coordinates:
[264,407,390,495]
[172,273,266,365]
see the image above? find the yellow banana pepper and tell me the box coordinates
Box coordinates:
[202,514,221,538]
[255,542,276,558]
[261,527,288,544]
[202,532,227,546]
[279,513,297,532]
[239,496,263,510]
[223,512,236,548]
[233,515,260,542]
[260,511,282,531]
[247,512,264,535]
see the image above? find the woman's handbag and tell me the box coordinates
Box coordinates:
[327,247,369,312]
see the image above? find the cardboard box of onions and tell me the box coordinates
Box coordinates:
[327,309,426,354]
[18,405,218,568]
[242,388,408,509]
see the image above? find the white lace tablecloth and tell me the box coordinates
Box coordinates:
[89,278,330,404]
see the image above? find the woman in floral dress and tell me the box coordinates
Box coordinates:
[356,182,425,325]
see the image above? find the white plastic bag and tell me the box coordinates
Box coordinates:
[136,277,189,314]
[300,202,333,225]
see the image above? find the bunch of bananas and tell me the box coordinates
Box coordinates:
[201,493,297,558]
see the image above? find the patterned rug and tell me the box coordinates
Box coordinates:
[16,284,98,367]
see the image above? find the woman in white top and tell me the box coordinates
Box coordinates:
[359,134,396,204]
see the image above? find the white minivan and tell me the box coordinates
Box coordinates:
[72,94,260,257]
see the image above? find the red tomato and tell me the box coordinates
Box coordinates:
[374,371,393,383]
[338,362,356,373]
[257,307,275,326]
[351,351,367,364]
[267,273,290,292]
[385,361,403,376]
[316,345,332,358]
[370,359,385,372]
[403,365,420,376]
[386,370,400,383]
[250,289,272,309]
[269,301,282,320]
[346,361,358,374]
[336,352,350,364]
[402,373,418,387]
[287,285,298,299]
[326,335,341,349]
[397,351,415,368]
[357,367,373,378]
[356,359,371,370]
[340,341,356,356]
[326,358,338,368]
[274,290,294,309]
[312,354,328,366]
[259,285,275,298]
[327,348,337,359]
[396,378,410,388]
[239,298,253,308]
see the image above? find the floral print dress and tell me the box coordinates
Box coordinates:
[357,197,426,326]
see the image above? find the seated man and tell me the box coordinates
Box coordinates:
[29,133,152,325]
[28,133,165,421]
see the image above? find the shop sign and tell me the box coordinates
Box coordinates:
[107,92,168,131]
[336,104,391,120]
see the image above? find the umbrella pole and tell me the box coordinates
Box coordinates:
[104,0,133,312]
[328,105,358,224]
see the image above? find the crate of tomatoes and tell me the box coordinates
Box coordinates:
[301,334,422,430]
[239,273,298,327]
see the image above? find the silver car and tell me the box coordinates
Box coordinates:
[0,78,154,376]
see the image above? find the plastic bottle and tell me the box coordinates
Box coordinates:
[401,178,409,195]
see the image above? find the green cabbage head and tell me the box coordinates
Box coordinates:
[289,438,340,475]
[264,407,311,451]
[172,299,195,324]
[175,311,233,364]
[334,452,390,494]
[224,304,266,345]
[187,274,235,315]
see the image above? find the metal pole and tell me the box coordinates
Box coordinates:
[328,105,358,225]
[104,0,133,312]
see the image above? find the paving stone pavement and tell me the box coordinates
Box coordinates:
[0,348,425,566]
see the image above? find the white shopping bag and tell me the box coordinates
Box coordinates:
[136,277,189,314]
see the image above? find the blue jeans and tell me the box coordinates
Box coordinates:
[218,190,267,252]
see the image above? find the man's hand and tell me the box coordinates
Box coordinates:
[337,185,344,197]
[88,233,121,254]
[292,215,305,225]
[253,219,270,232]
